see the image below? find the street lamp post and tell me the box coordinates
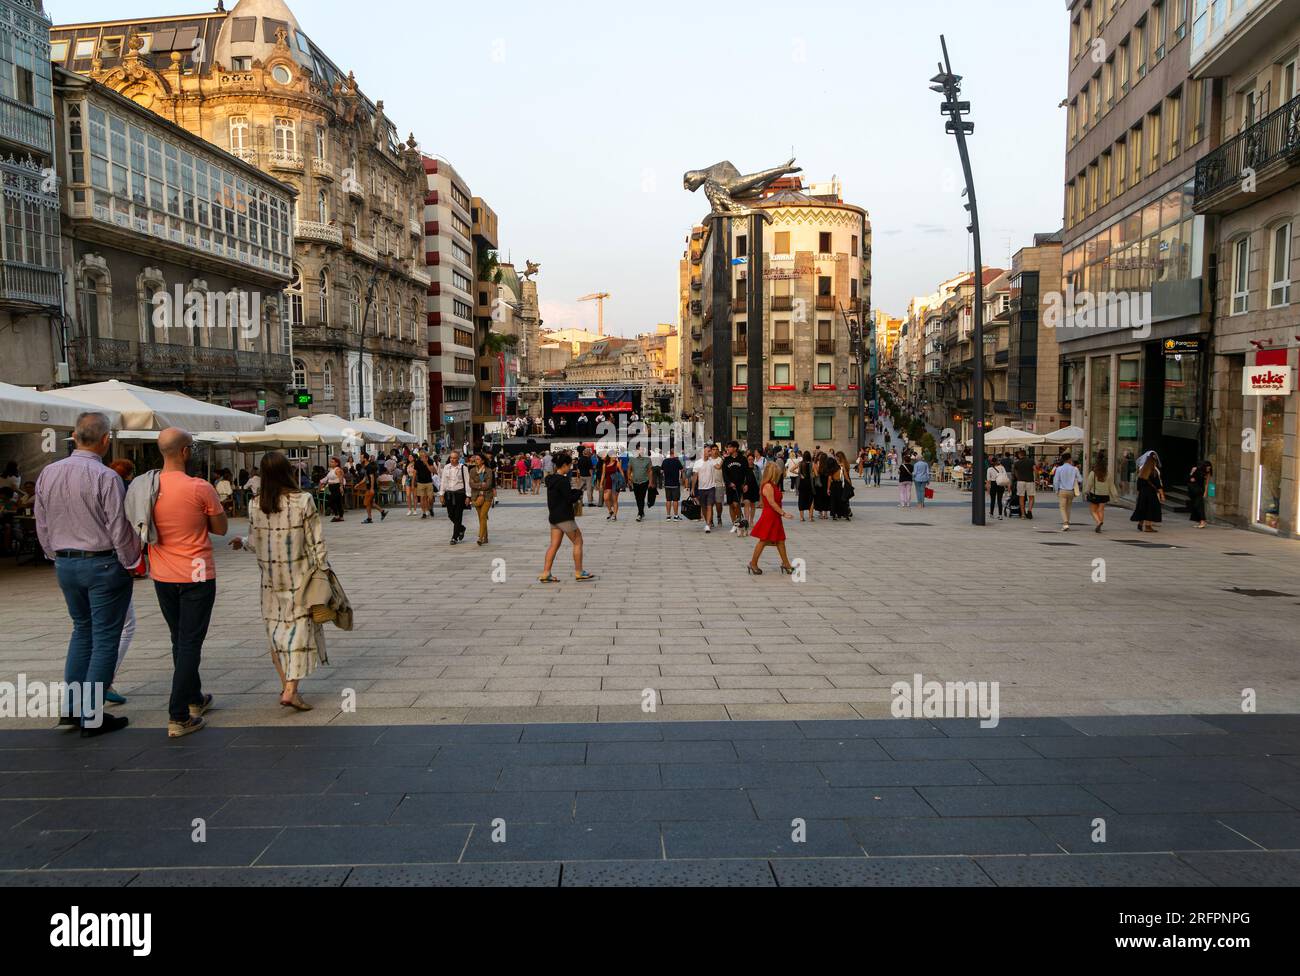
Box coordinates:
[932,35,986,527]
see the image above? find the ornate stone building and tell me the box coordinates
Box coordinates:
[51,0,431,436]
[0,0,61,388]
[54,68,295,415]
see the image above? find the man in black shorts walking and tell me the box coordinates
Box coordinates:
[661,448,684,520]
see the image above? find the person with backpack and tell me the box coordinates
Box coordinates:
[987,455,1010,520]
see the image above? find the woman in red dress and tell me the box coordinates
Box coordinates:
[747,461,795,575]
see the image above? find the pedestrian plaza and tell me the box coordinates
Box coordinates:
[1,484,1298,885]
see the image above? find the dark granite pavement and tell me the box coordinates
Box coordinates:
[1,715,1298,886]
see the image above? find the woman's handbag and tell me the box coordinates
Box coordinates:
[302,565,353,629]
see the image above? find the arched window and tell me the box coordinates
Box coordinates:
[317,269,329,325]
[136,267,167,344]
[411,300,421,344]
[348,276,361,332]
[274,117,296,154]
[229,116,249,151]
[287,264,304,330]
[379,288,388,336]
[77,259,111,341]
[314,125,326,161]
[323,360,334,397]
[317,189,328,224]
[292,357,307,388]
[387,367,394,391]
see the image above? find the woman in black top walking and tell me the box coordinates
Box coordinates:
[1187,460,1211,528]
[1130,454,1165,532]
[797,450,814,521]
[539,452,595,583]
[898,454,915,508]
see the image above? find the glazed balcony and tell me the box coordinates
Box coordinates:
[0,260,61,307]
[0,92,54,157]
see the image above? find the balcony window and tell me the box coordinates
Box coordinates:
[274,117,296,153]
[1231,237,1250,315]
[1269,223,1292,308]
[229,116,249,150]
[317,190,328,223]
[318,270,330,324]
[323,360,334,398]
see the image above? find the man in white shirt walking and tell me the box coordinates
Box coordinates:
[441,450,469,544]
[691,444,723,533]
[1052,453,1082,531]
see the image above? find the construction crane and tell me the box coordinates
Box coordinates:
[577,292,610,336]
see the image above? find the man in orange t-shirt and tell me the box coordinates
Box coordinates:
[149,428,227,738]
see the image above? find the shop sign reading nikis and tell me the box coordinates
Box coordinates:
[1243,348,1292,395]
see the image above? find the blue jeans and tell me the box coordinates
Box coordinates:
[55,555,133,726]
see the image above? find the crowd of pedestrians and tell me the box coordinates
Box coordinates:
[28,409,1216,741]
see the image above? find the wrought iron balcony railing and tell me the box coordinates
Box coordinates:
[1196,91,1300,202]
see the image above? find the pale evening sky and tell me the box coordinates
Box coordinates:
[48,0,1069,335]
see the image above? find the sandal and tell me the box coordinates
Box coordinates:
[538,574,559,583]
[280,696,313,711]
[574,571,596,582]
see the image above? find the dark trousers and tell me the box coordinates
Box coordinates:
[328,483,344,518]
[56,554,133,726]
[990,484,1006,516]
[154,580,216,722]
[632,481,649,517]
[445,489,467,539]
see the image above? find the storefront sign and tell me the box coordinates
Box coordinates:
[762,266,816,280]
[1163,337,1204,356]
[1243,365,1292,396]
[812,384,837,391]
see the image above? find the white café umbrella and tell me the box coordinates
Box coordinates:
[1043,425,1085,445]
[983,425,1047,448]
[351,417,420,444]
[45,380,265,432]
[111,429,239,447]
[0,382,122,433]
[233,416,346,449]
[306,414,413,447]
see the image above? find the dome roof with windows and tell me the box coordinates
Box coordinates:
[213,0,312,71]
